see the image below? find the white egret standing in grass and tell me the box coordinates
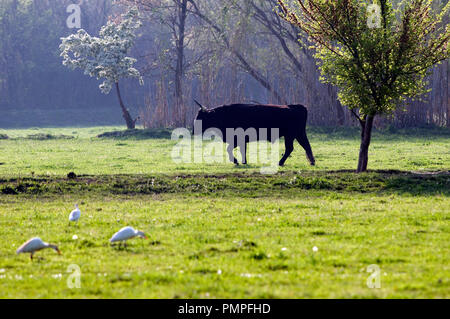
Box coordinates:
[16,237,61,260]
[110,227,147,248]
[69,204,81,223]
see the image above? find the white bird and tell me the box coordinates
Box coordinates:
[16,237,61,260]
[110,227,148,248]
[69,204,81,223]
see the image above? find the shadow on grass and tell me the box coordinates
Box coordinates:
[96,126,450,141]
[381,170,450,195]
[97,129,172,140]
[308,125,450,140]
[0,170,448,197]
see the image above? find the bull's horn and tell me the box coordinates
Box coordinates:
[194,99,207,111]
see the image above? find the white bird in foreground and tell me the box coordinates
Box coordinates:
[110,227,148,248]
[16,237,61,260]
[69,204,81,223]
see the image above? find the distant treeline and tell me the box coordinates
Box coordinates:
[0,0,448,128]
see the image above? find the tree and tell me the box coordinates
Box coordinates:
[189,0,288,104]
[120,0,192,126]
[278,0,449,172]
[241,0,345,123]
[0,0,70,109]
[60,7,144,129]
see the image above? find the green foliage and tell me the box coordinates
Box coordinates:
[278,0,449,117]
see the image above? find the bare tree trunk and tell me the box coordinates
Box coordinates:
[115,82,136,129]
[357,115,375,173]
[233,50,287,104]
[446,60,449,128]
[189,1,287,105]
[175,0,188,127]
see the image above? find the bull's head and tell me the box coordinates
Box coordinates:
[194,100,207,112]
[193,100,211,136]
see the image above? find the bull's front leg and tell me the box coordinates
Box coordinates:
[227,144,239,165]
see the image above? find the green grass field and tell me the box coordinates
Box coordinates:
[0,126,449,298]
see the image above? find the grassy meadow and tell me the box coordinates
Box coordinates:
[0,126,448,298]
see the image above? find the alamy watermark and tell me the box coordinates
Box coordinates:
[367,264,381,289]
[66,3,81,29]
[367,3,382,29]
[171,121,281,174]
[67,264,81,289]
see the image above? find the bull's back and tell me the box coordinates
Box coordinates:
[214,104,307,134]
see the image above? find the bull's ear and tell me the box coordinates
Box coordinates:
[194,99,207,111]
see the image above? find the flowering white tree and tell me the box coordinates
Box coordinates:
[60,7,144,129]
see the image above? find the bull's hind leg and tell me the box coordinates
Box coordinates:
[297,132,315,166]
[239,143,247,165]
[279,137,294,166]
[227,144,239,165]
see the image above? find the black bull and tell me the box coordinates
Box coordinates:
[194,102,315,166]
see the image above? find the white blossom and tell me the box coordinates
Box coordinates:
[60,7,143,94]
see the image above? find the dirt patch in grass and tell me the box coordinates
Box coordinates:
[0,170,448,197]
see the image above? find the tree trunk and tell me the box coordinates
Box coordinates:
[190,2,287,105]
[357,115,375,173]
[115,82,136,129]
[446,60,449,128]
[175,0,188,127]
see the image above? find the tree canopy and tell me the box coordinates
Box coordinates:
[278,0,449,172]
[278,0,449,117]
[60,7,144,129]
[60,7,144,95]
